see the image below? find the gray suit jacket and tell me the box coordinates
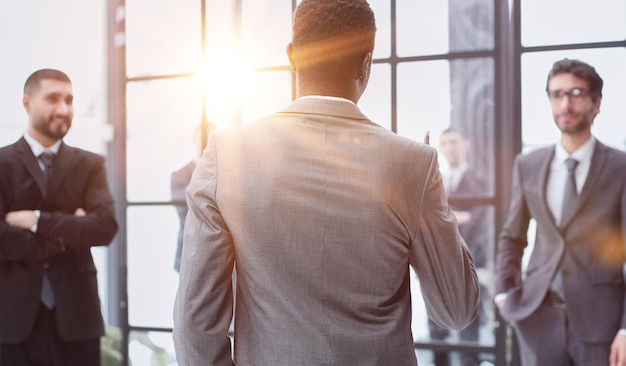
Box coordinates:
[174,98,479,366]
[496,140,626,343]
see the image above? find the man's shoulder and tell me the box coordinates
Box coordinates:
[60,143,103,158]
[0,138,27,161]
[59,144,106,169]
[0,142,16,155]
[0,136,24,151]
[596,140,626,160]
[592,142,626,178]
[519,144,553,160]
[513,145,554,171]
[461,169,488,188]
[171,161,196,183]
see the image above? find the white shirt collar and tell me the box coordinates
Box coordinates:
[554,136,596,165]
[23,133,62,157]
[297,95,356,106]
[445,162,468,193]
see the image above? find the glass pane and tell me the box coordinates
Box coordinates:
[128,330,178,366]
[126,77,202,202]
[397,60,451,142]
[359,63,392,131]
[241,70,293,124]
[370,0,392,59]
[521,49,626,151]
[206,2,236,54]
[397,58,495,196]
[521,0,626,47]
[126,0,201,77]
[127,206,179,328]
[0,0,105,139]
[413,206,496,349]
[396,0,494,57]
[242,0,293,68]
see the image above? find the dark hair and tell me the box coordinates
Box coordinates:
[24,69,71,94]
[545,59,603,101]
[292,0,376,74]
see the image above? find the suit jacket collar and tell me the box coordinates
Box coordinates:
[15,137,74,196]
[561,140,609,229]
[23,133,62,156]
[47,143,76,196]
[280,97,372,123]
[16,137,47,193]
[537,140,610,231]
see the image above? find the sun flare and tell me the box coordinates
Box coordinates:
[199,50,254,124]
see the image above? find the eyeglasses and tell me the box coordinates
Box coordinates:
[547,88,595,103]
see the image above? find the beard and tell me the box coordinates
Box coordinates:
[35,115,71,141]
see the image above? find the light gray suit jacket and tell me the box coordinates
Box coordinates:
[174,98,479,366]
[496,140,626,343]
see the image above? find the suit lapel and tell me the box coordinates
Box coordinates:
[47,143,74,196]
[15,137,47,194]
[560,141,607,230]
[538,146,558,229]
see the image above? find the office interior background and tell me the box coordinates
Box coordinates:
[1,0,625,365]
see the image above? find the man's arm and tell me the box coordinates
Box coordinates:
[173,135,234,366]
[495,155,531,307]
[410,150,480,331]
[35,154,117,249]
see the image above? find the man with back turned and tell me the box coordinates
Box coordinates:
[173,1,479,365]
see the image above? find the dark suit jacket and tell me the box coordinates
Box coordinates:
[449,170,488,268]
[496,140,626,343]
[171,161,196,271]
[174,98,479,366]
[0,137,118,344]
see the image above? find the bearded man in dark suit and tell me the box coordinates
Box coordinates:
[0,69,118,366]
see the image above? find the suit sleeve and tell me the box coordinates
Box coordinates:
[36,154,118,250]
[495,154,531,295]
[0,174,64,262]
[173,134,235,366]
[0,224,64,261]
[409,149,480,331]
[620,175,626,330]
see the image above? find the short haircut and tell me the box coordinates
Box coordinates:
[545,58,603,101]
[292,0,376,74]
[24,69,71,95]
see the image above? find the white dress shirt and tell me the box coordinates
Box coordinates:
[546,137,595,225]
[443,163,468,195]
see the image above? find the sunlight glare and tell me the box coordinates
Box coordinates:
[199,50,254,125]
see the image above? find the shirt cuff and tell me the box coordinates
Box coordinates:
[494,293,507,304]
[618,329,626,336]
[31,210,41,232]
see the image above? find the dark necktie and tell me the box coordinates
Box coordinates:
[551,157,579,301]
[39,152,54,180]
[38,152,55,308]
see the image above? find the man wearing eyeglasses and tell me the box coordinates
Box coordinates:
[495,58,626,365]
